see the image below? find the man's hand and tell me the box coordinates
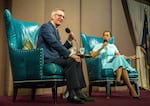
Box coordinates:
[70,54,81,62]
[68,32,76,41]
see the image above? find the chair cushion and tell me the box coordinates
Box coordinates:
[128,71,138,78]
[43,63,64,76]
[102,68,138,78]
[102,68,114,77]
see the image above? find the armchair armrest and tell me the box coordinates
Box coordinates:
[85,58,102,81]
[9,48,44,81]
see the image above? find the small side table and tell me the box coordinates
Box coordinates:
[77,54,91,58]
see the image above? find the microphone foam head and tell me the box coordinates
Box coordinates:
[65,27,71,33]
[103,40,108,43]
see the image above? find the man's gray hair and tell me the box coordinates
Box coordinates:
[51,8,65,17]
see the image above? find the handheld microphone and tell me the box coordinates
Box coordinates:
[65,27,76,41]
[65,27,78,53]
[103,40,108,43]
[65,27,71,33]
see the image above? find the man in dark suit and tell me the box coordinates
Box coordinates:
[37,8,94,104]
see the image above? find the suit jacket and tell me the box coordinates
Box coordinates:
[37,21,72,63]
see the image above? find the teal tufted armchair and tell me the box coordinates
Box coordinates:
[4,9,66,104]
[80,32,140,98]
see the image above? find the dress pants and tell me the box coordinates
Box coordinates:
[53,57,86,90]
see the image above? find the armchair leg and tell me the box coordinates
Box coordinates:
[133,81,140,96]
[13,86,18,102]
[52,82,57,104]
[89,84,92,96]
[31,88,36,100]
[106,81,111,99]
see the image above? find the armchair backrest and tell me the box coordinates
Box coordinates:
[80,32,114,54]
[4,9,39,49]
[4,9,44,81]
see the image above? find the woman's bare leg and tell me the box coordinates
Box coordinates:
[122,69,138,97]
[116,67,123,82]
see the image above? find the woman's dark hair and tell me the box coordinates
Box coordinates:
[103,31,112,37]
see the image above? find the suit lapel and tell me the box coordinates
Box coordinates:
[48,22,61,40]
[55,29,60,40]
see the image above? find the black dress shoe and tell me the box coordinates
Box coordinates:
[60,91,69,99]
[129,92,140,99]
[78,94,95,102]
[67,96,85,104]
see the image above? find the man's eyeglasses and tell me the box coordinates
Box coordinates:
[55,14,65,19]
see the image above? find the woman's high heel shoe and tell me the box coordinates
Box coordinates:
[129,91,140,99]
[132,96,140,99]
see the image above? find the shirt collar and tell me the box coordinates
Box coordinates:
[51,21,58,30]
